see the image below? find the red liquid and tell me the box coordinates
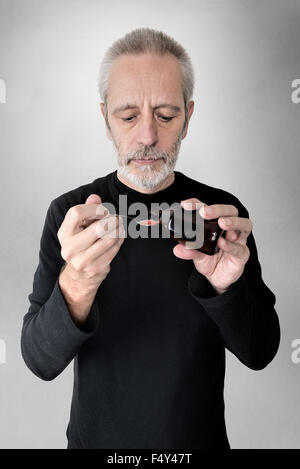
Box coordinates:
[139,219,160,226]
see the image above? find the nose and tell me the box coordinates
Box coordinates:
[136,114,159,147]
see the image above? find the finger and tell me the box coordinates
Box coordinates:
[199,204,239,220]
[173,242,208,261]
[72,224,126,270]
[67,215,123,256]
[85,194,102,205]
[226,230,240,242]
[238,230,252,244]
[96,215,125,240]
[80,205,110,230]
[218,216,252,233]
[88,234,125,273]
[88,222,126,261]
[180,198,204,211]
[217,236,250,261]
[218,216,253,244]
[81,194,105,229]
[59,203,110,238]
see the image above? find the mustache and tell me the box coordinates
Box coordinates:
[130,156,165,161]
[125,147,168,163]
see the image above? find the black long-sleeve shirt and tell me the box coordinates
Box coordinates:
[21,169,280,449]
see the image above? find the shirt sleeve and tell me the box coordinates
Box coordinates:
[21,200,100,381]
[187,203,280,371]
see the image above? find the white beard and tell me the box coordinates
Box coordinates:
[113,133,183,190]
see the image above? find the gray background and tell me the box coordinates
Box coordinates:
[0,0,299,449]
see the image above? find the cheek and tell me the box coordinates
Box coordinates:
[111,128,129,152]
[157,129,176,145]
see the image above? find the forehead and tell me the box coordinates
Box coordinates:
[107,53,183,106]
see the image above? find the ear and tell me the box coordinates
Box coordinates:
[181,100,194,140]
[100,102,112,141]
[100,102,105,118]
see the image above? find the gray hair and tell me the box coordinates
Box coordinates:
[97,27,195,132]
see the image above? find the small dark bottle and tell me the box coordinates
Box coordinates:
[150,205,226,256]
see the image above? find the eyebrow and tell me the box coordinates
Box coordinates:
[112,103,182,115]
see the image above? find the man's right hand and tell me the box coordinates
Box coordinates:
[57,194,125,326]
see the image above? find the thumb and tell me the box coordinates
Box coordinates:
[85,194,102,205]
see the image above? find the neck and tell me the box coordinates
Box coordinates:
[116,170,175,194]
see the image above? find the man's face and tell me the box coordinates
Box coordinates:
[100,53,194,190]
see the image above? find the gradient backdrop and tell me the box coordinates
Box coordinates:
[0,0,299,449]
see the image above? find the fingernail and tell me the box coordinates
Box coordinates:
[222,218,232,225]
[201,206,212,216]
[96,205,108,216]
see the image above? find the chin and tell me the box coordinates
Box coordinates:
[118,161,173,190]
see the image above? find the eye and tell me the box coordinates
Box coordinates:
[159,115,173,122]
[122,116,135,122]
[121,115,174,123]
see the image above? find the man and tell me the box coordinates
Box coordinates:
[21,27,280,449]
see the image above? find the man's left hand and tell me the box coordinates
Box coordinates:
[173,198,253,295]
